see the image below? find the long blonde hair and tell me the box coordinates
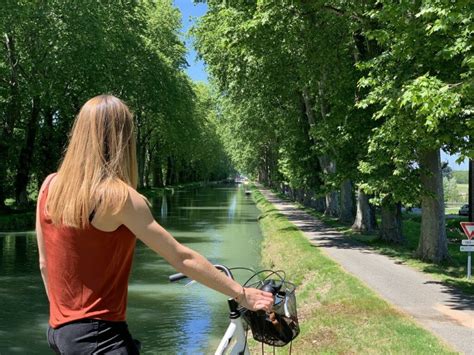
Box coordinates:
[47,95,138,228]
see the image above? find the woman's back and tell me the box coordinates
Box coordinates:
[40,174,136,328]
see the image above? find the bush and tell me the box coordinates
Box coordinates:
[0,212,36,232]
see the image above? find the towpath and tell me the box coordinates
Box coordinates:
[258,188,474,354]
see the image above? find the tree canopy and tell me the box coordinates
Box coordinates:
[194,0,473,262]
[0,0,231,209]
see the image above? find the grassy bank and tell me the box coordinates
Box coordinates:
[252,189,456,354]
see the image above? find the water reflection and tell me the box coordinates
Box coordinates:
[228,194,237,222]
[0,233,49,354]
[0,184,263,354]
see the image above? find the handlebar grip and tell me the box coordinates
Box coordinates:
[169,273,188,282]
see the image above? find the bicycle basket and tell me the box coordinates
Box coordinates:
[241,279,299,347]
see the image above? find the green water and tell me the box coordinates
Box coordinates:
[0,184,263,354]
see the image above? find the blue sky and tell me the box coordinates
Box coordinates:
[174,0,208,82]
[173,1,468,171]
[441,151,468,171]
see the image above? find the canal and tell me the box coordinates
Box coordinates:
[0,183,263,354]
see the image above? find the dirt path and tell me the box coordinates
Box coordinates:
[259,188,474,354]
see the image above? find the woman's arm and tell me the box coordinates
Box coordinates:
[117,187,274,311]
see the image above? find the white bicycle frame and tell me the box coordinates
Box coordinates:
[215,305,250,355]
[169,265,252,355]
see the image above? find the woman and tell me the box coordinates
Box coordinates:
[36,95,273,354]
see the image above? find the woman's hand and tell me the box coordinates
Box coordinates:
[236,287,274,312]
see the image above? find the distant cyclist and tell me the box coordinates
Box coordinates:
[36,95,273,354]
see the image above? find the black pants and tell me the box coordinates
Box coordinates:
[47,319,141,354]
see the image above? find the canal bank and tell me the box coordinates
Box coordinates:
[252,188,458,354]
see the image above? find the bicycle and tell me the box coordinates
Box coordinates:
[169,264,299,355]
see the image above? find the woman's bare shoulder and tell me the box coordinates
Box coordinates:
[122,186,152,212]
[125,185,147,202]
[116,186,155,231]
[38,173,58,197]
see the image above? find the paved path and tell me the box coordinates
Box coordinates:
[259,188,474,354]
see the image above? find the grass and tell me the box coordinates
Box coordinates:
[251,188,457,354]
[445,207,460,214]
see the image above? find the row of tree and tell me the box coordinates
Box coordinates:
[194,0,473,262]
[0,0,231,210]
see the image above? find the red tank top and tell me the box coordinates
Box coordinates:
[40,174,136,328]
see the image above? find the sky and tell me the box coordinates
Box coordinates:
[174,0,208,82]
[173,1,469,171]
[441,151,468,171]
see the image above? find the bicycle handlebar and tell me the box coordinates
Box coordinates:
[168,273,188,282]
[168,264,235,283]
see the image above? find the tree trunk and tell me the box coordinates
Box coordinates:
[318,155,339,217]
[0,33,21,210]
[166,156,179,186]
[379,196,404,243]
[37,108,55,187]
[352,188,376,232]
[316,76,339,217]
[0,139,10,210]
[161,160,168,187]
[137,142,147,188]
[300,89,324,195]
[143,146,151,188]
[166,156,173,186]
[339,179,354,224]
[325,191,339,217]
[15,97,41,206]
[416,149,448,262]
[310,194,326,213]
[173,167,180,185]
[259,153,269,185]
[152,158,163,187]
[302,88,315,126]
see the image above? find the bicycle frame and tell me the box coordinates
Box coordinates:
[169,265,251,354]
[215,305,249,355]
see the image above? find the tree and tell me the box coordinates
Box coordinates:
[358,0,473,260]
[0,0,230,207]
[194,0,473,262]
[443,177,459,203]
